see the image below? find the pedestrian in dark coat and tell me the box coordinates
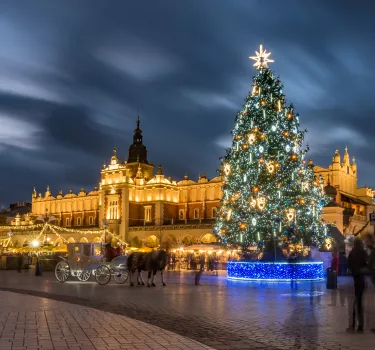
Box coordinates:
[347,238,368,332]
[194,254,205,286]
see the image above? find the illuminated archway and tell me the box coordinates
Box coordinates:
[163,234,177,248]
[67,237,75,243]
[79,237,88,243]
[181,234,194,245]
[145,235,159,248]
[200,233,217,244]
[93,237,102,243]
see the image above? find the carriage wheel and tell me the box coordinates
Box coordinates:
[55,261,70,283]
[77,269,91,282]
[95,265,111,285]
[114,270,129,284]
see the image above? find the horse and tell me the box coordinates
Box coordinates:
[127,250,169,287]
[127,251,148,286]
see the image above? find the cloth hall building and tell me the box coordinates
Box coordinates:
[8,119,375,247]
[29,119,222,247]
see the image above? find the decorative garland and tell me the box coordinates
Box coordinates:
[0,224,44,231]
[49,224,105,235]
[1,222,128,248]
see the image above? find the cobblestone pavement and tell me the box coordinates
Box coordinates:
[1,270,375,349]
[0,291,212,350]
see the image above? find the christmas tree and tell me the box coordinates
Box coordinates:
[215,45,328,253]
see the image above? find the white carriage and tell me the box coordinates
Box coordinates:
[54,242,128,285]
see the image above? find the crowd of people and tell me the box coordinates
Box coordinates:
[17,253,33,272]
[168,251,222,272]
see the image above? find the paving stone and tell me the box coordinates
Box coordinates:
[2,271,375,349]
[0,290,212,350]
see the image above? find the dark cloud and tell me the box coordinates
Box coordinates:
[1,0,375,207]
[42,106,114,156]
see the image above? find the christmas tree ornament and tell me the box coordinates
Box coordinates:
[223,163,231,176]
[248,133,256,144]
[249,197,257,208]
[267,162,275,174]
[227,209,232,220]
[257,197,266,210]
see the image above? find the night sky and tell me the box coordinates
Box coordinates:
[1,1,374,207]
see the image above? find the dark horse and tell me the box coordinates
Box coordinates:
[127,250,169,287]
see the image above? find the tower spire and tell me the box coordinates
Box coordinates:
[343,145,350,165]
[111,147,118,165]
[127,113,149,164]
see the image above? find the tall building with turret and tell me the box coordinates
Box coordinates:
[29,117,222,247]
[314,146,375,236]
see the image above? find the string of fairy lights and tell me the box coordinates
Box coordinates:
[0,222,128,249]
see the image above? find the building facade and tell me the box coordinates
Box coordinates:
[29,118,222,247]
[314,147,375,236]
[4,121,375,248]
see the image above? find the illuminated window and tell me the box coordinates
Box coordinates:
[89,216,94,225]
[144,206,152,222]
[77,217,82,226]
[109,200,118,219]
[212,207,218,218]
[66,218,70,226]
[194,209,199,219]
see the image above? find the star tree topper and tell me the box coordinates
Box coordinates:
[250,44,274,69]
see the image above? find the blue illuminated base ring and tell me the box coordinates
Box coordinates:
[227,261,324,282]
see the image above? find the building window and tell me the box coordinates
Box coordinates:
[144,206,152,222]
[109,200,118,220]
[212,207,217,218]
[66,218,70,226]
[179,209,185,220]
[77,217,82,226]
[194,209,199,219]
[89,216,94,225]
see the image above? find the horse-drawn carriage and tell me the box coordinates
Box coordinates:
[54,242,128,285]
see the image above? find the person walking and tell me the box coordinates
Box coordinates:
[347,238,368,332]
[364,234,375,332]
[364,234,375,284]
[194,253,205,286]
